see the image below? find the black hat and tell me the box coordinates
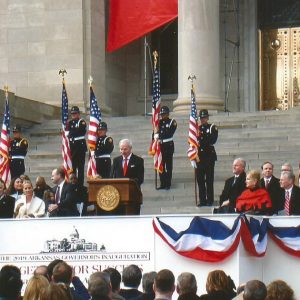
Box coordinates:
[71,106,80,114]
[13,125,21,133]
[159,106,170,115]
[98,122,107,130]
[199,109,209,118]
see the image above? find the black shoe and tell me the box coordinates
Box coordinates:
[197,203,207,207]
[157,186,166,190]
[165,186,170,190]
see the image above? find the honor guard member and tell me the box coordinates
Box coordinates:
[68,106,87,186]
[95,122,114,178]
[156,106,177,190]
[196,109,218,206]
[10,125,28,179]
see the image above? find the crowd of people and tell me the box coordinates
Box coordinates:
[0,262,295,300]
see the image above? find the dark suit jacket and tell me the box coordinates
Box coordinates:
[260,176,284,214]
[0,195,15,218]
[219,172,246,209]
[278,185,300,215]
[51,182,79,217]
[119,288,143,300]
[111,154,144,186]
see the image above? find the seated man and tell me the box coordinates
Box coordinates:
[153,269,175,300]
[176,272,200,300]
[219,158,247,212]
[243,280,267,300]
[88,272,112,300]
[260,161,283,214]
[111,139,144,187]
[119,264,143,300]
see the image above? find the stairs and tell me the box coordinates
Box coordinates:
[24,108,300,215]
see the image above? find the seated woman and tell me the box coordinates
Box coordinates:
[7,177,23,200]
[14,180,45,218]
[199,270,236,300]
[236,170,272,215]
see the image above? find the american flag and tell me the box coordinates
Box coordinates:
[0,92,11,185]
[61,81,73,180]
[187,85,199,161]
[87,86,101,177]
[149,65,163,173]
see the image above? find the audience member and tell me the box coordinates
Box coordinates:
[243,280,267,300]
[199,270,236,300]
[279,171,300,215]
[266,280,295,300]
[33,176,51,200]
[281,163,293,174]
[136,271,157,300]
[260,162,283,214]
[119,264,143,300]
[52,262,84,300]
[0,265,23,300]
[23,275,49,300]
[111,139,144,187]
[153,269,175,300]
[7,177,23,200]
[34,265,49,281]
[40,282,73,300]
[295,163,300,187]
[48,167,79,217]
[14,180,45,218]
[236,170,272,215]
[88,272,112,300]
[103,268,125,300]
[69,173,88,216]
[176,272,200,300]
[219,158,247,212]
[0,179,15,218]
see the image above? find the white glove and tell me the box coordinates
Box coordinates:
[190,160,197,169]
[154,133,159,140]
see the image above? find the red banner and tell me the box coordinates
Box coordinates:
[107,0,178,52]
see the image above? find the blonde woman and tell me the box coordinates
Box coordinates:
[14,180,45,218]
[23,275,49,300]
[236,170,272,215]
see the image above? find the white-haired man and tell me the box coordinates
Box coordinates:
[111,139,144,187]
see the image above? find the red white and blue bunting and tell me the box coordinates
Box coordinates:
[153,215,300,262]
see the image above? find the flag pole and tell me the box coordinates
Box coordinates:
[188,75,198,206]
[153,51,158,190]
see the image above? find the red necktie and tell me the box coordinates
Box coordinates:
[123,158,128,176]
[284,190,290,215]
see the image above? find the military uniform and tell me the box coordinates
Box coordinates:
[157,106,177,189]
[68,106,87,186]
[10,126,28,179]
[95,135,114,178]
[196,110,218,206]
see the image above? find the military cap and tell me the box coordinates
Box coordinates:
[159,106,170,115]
[70,106,80,114]
[98,121,108,130]
[199,109,209,118]
[12,125,21,132]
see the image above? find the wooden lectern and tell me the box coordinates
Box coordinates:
[87,178,143,215]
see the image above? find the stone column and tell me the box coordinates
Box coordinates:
[173,0,224,114]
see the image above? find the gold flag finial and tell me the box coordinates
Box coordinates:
[3,84,8,97]
[59,69,67,80]
[188,75,196,89]
[88,76,93,87]
[153,50,158,69]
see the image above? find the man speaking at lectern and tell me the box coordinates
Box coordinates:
[111,139,144,187]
